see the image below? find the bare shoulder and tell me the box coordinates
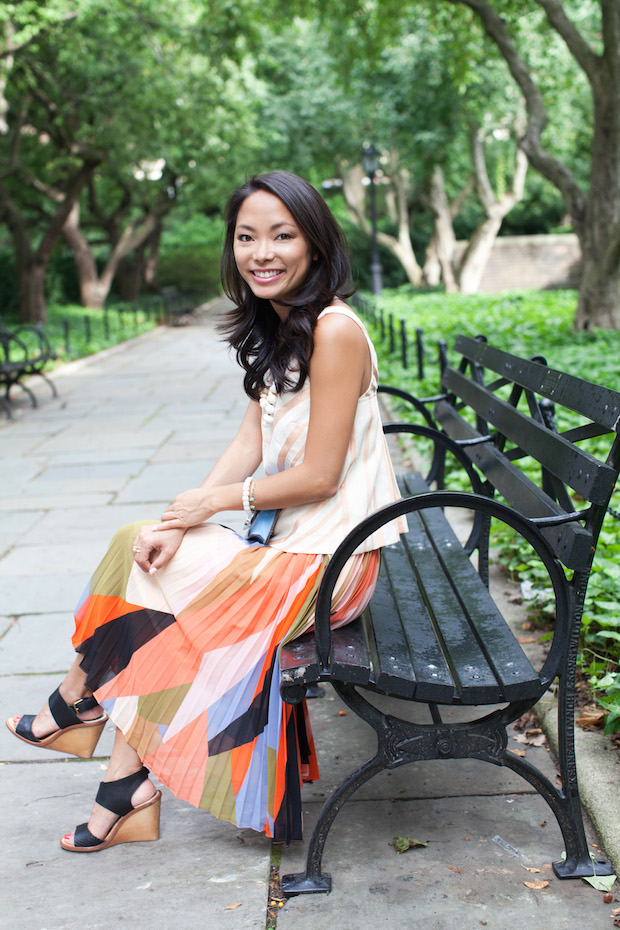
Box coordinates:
[314,302,366,350]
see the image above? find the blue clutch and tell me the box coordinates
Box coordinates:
[244,509,281,545]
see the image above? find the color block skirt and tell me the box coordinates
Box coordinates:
[72,521,380,843]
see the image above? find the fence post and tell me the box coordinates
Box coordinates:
[416,327,424,380]
[62,318,70,355]
[400,318,407,369]
[388,314,395,354]
[438,339,448,376]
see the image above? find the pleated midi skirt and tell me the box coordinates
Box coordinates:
[72,521,380,843]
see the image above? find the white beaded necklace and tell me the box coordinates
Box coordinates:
[259,372,278,426]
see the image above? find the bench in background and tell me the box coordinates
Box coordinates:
[0,323,57,419]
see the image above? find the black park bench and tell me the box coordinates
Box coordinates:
[0,323,57,419]
[279,334,620,896]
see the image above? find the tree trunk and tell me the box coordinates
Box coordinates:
[20,259,48,324]
[117,221,163,299]
[423,233,442,287]
[456,126,528,293]
[1,162,98,322]
[62,202,108,307]
[63,201,167,308]
[339,159,423,287]
[451,0,620,326]
[422,166,459,292]
[572,47,620,329]
[143,222,162,290]
[574,243,620,330]
[458,215,504,294]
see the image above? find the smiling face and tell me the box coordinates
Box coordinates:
[233,190,316,319]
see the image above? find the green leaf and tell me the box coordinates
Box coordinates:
[581,874,617,892]
[393,836,428,854]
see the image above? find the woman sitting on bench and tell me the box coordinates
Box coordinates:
[6,170,406,852]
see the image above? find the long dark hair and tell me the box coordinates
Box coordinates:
[220,171,354,401]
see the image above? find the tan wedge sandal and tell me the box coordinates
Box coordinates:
[60,766,161,852]
[6,687,108,759]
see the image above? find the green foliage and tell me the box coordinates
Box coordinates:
[157,213,224,293]
[4,301,160,363]
[362,286,620,727]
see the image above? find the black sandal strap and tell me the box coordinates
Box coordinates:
[15,715,38,742]
[95,766,150,818]
[48,688,99,729]
[73,822,105,848]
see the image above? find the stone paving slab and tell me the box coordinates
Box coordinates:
[1,572,93,615]
[278,794,611,930]
[1,614,81,674]
[1,761,270,930]
[277,687,611,930]
[0,541,111,576]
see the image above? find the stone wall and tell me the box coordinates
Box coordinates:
[456,233,581,292]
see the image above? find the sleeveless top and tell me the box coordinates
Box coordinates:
[263,305,407,554]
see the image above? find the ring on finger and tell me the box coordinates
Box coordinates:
[132,545,141,553]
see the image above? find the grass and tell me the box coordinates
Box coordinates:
[5,299,164,367]
[356,286,620,731]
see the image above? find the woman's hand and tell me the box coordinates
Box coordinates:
[133,525,187,574]
[153,488,216,532]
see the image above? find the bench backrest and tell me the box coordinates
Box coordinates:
[434,336,620,570]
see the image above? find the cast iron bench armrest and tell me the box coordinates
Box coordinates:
[378,384,442,429]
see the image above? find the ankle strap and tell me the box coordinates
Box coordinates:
[48,687,100,729]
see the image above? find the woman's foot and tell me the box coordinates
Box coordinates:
[6,686,108,759]
[9,685,104,740]
[60,766,161,852]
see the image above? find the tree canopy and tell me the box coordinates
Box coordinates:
[0,0,617,327]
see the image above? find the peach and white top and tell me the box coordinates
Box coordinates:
[262,305,407,554]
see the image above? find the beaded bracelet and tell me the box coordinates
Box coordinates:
[242,476,253,518]
[249,479,256,515]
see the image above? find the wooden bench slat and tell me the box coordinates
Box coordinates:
[362,565,418,697]
[330,621,372,685]
[418,507,541,701]
[279,634,321,685]
[442,367,616,505]
[399,516,502,703]
[454,335,620,431]
[379,543,456,701]
[434,401,594,570]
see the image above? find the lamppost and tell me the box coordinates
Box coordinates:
[361,143,383,296]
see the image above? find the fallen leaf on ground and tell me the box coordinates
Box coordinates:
[514,730,547,747]
[337,710,347,716]
[524,880,550,890]
[393,836,428,854]
[582,873,617,892]
[524,867,541,873]
[576,705,607,730]
[224,903,242,910]
[510,748,527,757]
[517,636,539,643]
